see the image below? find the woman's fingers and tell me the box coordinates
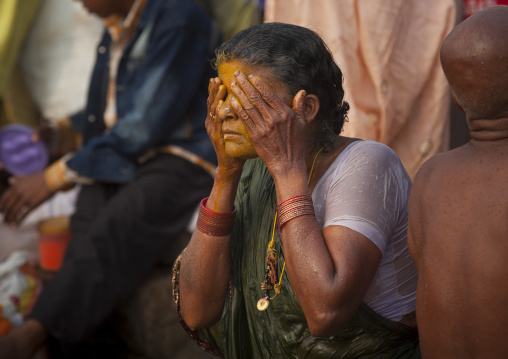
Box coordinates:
[215,85,227,114]
[227,77,260,130]
[207,78,225,117]
[232,72,296,131]
[248,74,287,115]
[206,80,227,140]
[230,96,255,130]
[207,78,215,109]
[208,77,214,94]
[231,81,257,113]
[214,100,225,126]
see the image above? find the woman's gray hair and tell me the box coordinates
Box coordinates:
[215,22,349,146]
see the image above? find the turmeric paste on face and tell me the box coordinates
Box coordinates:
[217,60,292,160]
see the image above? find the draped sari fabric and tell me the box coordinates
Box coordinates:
[173,158,420,358]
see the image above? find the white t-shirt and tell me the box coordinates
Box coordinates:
[312,140,417,321]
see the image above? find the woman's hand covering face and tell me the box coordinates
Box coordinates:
[229,70,309,177]
[205,77,246,181]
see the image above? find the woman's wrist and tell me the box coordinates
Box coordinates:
[206,172,241,213]
[270,161,307,182]
[274,171,309,203]
[196,198,236,236]
[213,167,242,192]
[214,165,243,184]
[276,195,315,229]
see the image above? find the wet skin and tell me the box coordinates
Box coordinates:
[181,59,386,338]
[408,6,508,358]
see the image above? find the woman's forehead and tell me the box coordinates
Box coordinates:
[217,60,290,101]
[218,60,276,84]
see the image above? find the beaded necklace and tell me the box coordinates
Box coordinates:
[257,145,325,311]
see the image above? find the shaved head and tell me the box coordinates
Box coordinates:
[441,5,508,120]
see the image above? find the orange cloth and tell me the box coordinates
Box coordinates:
[265,0,456,178]
[0,318,13,337]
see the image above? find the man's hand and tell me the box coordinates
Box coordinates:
[0,173,54,226]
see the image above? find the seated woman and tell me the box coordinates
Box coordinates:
[173,22,419,358]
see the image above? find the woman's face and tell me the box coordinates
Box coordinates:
[217,60,292,159]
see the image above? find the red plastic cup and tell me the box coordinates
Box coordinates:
[38,216,71,272]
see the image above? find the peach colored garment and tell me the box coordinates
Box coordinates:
[265,0,456,178]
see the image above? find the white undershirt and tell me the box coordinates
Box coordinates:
[312,140,417,321]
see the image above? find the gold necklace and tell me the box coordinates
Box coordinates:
[257,145,326,311]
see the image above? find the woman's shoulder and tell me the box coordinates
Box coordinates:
[321,140,411,195]
[345,140,398,157]
[338,140,405,171]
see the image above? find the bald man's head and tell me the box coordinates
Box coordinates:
[441,5,508,120]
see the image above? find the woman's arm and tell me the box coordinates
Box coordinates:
[277,205,381,337]
[270,165,382,337]
[179,174,239,330]
[179,77,245,330]
[230,71,388,337]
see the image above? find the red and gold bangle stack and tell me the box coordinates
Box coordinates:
[196,198,236,236]
[276,195,315,229]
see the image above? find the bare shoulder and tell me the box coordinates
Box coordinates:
[410,141,508,251]
[411,149,455,197]
[407,147,470,261]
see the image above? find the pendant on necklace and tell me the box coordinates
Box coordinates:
[257,297,270,311]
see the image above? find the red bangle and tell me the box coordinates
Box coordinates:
[196,198,236,236]
[276,195,314,229]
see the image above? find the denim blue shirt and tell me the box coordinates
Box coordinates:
[67,0,220,183]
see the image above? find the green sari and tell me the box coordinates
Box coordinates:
[173,159,420,358]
